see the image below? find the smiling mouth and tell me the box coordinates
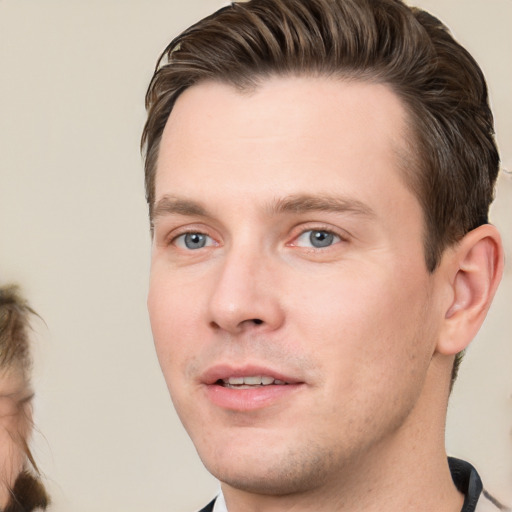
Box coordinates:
[217,376,289,389]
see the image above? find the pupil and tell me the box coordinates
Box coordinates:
[185,233,206,249]
[310,230,333,248]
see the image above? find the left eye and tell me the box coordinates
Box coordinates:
[295,230,341,248]
[174,232,215,250]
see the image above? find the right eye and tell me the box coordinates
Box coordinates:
[294,229,341,249]
[174,232,215,250]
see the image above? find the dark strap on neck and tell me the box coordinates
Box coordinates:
[448,457,483,512]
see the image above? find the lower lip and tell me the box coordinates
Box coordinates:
[205,383,303,411]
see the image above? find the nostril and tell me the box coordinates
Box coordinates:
[252,318,263,325]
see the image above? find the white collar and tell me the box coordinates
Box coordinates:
[212,490,228,512]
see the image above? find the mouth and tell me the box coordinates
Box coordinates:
[203,366,302,411]
[217,375,289,389]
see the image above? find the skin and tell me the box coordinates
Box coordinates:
[148,77,501,511]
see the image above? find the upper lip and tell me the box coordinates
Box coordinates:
[201,364,303,385]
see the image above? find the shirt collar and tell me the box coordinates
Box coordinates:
[212,490,228,512]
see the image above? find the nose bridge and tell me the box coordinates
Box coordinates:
[208,238,283,333]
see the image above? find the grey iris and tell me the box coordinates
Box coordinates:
[184,233,207,249]
[310,230,334,248]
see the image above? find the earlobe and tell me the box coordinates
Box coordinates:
[437,224,504,356]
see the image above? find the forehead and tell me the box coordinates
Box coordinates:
[155,76,415,215]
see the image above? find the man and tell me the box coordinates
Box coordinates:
[141,1,505,511]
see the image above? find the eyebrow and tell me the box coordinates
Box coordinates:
[151,193,375,225]
[152,196,210,223]
[268,194,375,217]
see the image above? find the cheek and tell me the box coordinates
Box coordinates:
[148,276,186,368]
[148,278,210,432]
[291,265,435,383]
[148,269,209,382]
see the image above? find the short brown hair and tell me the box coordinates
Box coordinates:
[141,0,500,383]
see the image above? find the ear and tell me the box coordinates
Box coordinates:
[436,224,504,356]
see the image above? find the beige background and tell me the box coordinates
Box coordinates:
[0,1,510,511]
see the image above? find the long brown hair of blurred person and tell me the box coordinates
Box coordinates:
[0,285,49,511]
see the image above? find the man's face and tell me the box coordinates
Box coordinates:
[148,77,445,495]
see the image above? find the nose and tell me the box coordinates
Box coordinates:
[207,246,285,335]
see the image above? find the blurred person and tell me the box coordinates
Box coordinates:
[142,1,507,510]
[0,286,49,511]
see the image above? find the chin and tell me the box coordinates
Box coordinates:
[200,440,337,496]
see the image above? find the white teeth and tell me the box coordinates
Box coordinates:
[244,376,262,385]
[221,375,287,386]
